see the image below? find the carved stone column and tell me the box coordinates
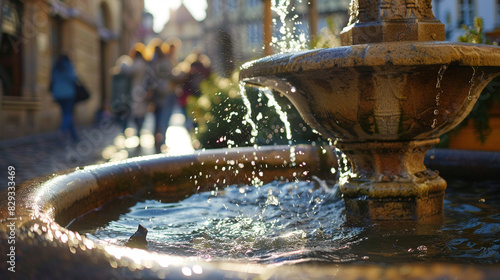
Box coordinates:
[341,0,445,45]
[337,139,447,220]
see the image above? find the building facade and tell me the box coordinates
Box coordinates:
[0,0,143,139]
[200,0,500,77]
[431,0,500,151]
[433,0,500,43]
[203,0,350,76]
[159,3,203,60]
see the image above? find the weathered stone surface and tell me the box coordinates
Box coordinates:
[341,0,445,45]
[240,0,500,220]
[241,43,500,144]
[343,191,445,220]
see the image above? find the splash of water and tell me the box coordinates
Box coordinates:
[271,0,308,53]
[467,66,478,101]
[260,87,297,166]
[333,140,355,186]
[78,178,500,265]
[239,0,311,168]
[432,65,448,129]
[239,82,259,146]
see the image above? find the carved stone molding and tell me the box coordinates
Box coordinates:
[341,0,445,45]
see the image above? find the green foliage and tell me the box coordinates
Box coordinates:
[458,17,486,44]
[186,72,324,149]
[186,72,251,149]
[310,16,341,49]
[439,17,500,146]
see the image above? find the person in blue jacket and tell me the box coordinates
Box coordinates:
[50,54,79,141]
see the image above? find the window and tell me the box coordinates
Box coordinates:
[247,22,263,47]
[247,0,259,7]
[459,0,475,27]
[0,0,23,96]
[212,0,223,16]
[226,0,238,11]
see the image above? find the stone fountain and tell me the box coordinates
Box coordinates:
[1,1,500,279]
[240,0,500,220]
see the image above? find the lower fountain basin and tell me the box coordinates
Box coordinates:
[1,145,499,279]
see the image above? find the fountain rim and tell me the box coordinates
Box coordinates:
[0,145,336,278]
[16,145,334,227]
[2,146,500,278]
[240,41,500,80]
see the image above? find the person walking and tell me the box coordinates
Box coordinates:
[152,40,181,152]
[50,54,79,142]
[128,44,149,141]
[110,55,133,134]
[180,52,211,132]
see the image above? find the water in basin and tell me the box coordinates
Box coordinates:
[69,178,500,265]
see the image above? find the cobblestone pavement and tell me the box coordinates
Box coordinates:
[0,111,194,190]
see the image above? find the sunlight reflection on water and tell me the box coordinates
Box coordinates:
[74,179,500,266]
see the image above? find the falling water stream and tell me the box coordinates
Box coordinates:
[468,66,478,100]
[69,0,500,267]
[432,65,447,129]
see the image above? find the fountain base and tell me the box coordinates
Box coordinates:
[338,139,447,220]
[343,190,445,220]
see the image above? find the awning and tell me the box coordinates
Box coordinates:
[98,27,119,41]
[49,0,118,40]
[49,0,76,19]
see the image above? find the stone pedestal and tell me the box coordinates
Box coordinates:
[338,139,446,220]
[341,0,445,45]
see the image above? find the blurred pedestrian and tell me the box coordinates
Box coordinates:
[148,40,170,150]
[152,39,182,152]
[180,52,211,131]
[110,55,133,134]
[50,54,79,142]
[128,44,150,140]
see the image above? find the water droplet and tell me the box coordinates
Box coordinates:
[256,112,263,121]
[467,66,477,100]
[182,267,192,277]
[431,119,437,128]
[193,265,203,275]
[436,65,447,90]
[417,245,428,251]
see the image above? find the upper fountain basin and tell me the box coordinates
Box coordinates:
[240,41,500,142]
